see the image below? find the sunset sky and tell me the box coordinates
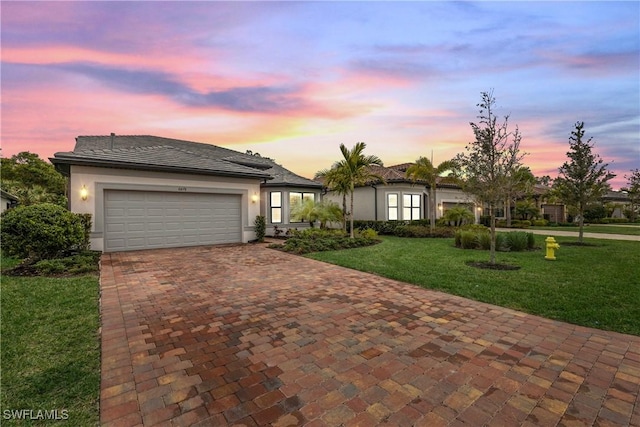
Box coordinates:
[2,1,638,189]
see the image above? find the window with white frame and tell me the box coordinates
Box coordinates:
[387,193,399,220]
[270,192,282,223]
[403,194,421,220]
[289,192,315,222]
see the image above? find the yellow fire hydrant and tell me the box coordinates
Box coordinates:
[545,236,560,260]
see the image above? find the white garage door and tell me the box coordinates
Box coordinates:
[104,190,242,252]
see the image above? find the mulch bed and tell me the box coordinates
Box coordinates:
[466,261,521,270]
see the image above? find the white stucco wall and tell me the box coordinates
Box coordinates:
[70,165,263,251]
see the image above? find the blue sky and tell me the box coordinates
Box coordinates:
[2,1,638,188]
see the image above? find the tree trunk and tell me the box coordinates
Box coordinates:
[349,189,355,238]
[489,203,496,264]
[430,184,436,233]
[342,193,347,234]
[578,203,585,243]
[505,197,512,227]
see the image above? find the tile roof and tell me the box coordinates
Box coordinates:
[52,135,321,187]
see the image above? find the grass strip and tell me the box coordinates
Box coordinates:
[1,272,100,426]
[308,235,640,336]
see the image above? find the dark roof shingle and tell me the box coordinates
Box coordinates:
[52,135,320,187]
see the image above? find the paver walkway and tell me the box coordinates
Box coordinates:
[99,245,640,426]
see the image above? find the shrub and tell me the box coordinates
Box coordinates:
[505,231,530,252]
[460,224,489,233]
[395,225,455,238]
[33,252,100,276]
[356,228,379,240]
[353,220,406,235]
[270,229,378,255]
[1,203,84,260]
[76,213,93,250]
[459,231,477,249]
[533,219,548,227]
[495,233,508,251]
[254,215,266,242]
[477,232,492,250]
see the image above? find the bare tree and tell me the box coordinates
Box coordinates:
[456,90,526,264]
[553,122,615,242]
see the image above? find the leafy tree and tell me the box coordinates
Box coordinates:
[553,122,615,242]
[321,143,384,238]
[1,152,67,206]
[456,90,526,264]
[621,169,640,222]
[504,166,536,226]
[405,156,458,233]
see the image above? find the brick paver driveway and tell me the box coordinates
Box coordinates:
[99,245,640,426]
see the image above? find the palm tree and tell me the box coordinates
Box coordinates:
[405,157,458,232]
[339,143,385,238]
[319,143,384,238]
[315,166,351,233]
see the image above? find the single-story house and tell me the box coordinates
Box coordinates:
[320,163,480,223]
[51,134,321,252]
[1,190,19,213]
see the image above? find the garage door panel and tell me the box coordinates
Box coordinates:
[104,190,242,252]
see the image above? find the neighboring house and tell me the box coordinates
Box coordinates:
[320,163,479,223]
[0,190,19,213]
[602,190,631,218]
[51,134,321,252]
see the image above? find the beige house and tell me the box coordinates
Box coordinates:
[321,164,480,223]
[51,135,321,252]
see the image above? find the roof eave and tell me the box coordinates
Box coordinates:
[50,156,272,180]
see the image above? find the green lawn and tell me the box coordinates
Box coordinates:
[307,235,640,336]
[531,224,640,235]
[0,263,100,426]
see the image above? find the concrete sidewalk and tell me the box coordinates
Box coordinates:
[496,228,640,242]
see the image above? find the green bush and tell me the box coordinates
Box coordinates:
[271,232,378,255]
[495,233,508,251]
[1,203,84,260]
[356,228,379,240]
[353,220,406,235]
[477,232,492,250]
[459,231,477,249]
[254,215,266,242]
[454,229,533,252]
[76,213,93,250]
[533,219,548,226]
[505,231,530,252]
[395,225,455,238]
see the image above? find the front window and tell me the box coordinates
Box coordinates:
[289,192,315,223]
[388,193,398,220]
[270,192,282,223]
[403,194,421,220]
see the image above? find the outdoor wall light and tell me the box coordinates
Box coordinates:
[80,185,88,201]
[251,192,259,203]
